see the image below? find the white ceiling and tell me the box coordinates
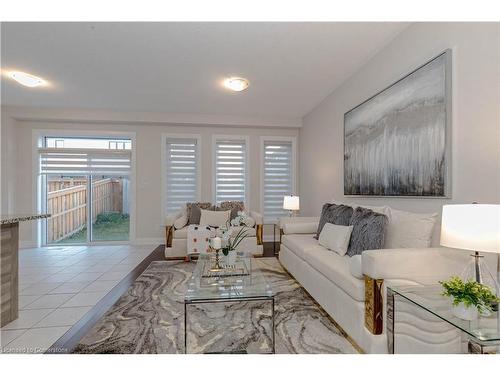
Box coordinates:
[1,22,408,122]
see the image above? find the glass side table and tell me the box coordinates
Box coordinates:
[387,285,500,354]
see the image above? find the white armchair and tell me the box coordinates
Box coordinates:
[165,208,264,258]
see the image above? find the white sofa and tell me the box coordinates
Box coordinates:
[164,209,264,258]
[278,204,499,354]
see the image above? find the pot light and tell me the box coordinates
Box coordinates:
[9,71,45,87]
[223,77,249,92]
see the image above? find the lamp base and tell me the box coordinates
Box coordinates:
[461,251,499,295]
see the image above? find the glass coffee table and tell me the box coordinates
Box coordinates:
[387,285,500,354]
[184,253,275,354]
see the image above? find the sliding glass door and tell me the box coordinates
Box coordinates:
[40,137,131,245]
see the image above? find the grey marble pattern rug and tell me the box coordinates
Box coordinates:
[72,257,358,354]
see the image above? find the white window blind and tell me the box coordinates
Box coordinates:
[165,138,199,214]
[39,148,131,176]
[263,140,294,221]
[215,139,247,204]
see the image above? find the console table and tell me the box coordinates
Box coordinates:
[1,214,50,327]
[387,285,500,354]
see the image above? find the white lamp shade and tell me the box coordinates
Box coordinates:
[440,204,500,254]
[283,195,300,211]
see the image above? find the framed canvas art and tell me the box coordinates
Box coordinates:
[344,50,452,197]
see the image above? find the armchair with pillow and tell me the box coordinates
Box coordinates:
[165,201,263,258]
[278,201,491,353]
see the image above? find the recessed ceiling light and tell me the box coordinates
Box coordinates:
[9,71,45,87]
[223,77,249,92]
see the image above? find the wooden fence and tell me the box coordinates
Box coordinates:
[47,178,123,243]
[48,179,87,192]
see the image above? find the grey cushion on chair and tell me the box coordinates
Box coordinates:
[314,203,354,239]
[346,207,388,257]
[187,202,213,225]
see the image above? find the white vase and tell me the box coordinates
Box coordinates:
[451,302,478,321]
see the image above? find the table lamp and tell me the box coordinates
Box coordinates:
[283,195,300,217]
[440,204,500,292]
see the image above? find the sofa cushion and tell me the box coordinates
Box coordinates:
[348,255,363,279]
[315,203,354,239]
[283,222,318,234]
[219,201,245,220]
[281,234,321,261]
[318,223,353,256]
[187,202,213,225]
[347,207,389,257]
[305,248,365,302]
[174,213,188,230]
[384,208,438,248]
[200,208,230,227]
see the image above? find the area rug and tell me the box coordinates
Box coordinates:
[72,257,358,354]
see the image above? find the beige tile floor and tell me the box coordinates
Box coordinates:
[0,244,156,354]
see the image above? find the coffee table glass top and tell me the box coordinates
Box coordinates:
[388,285,500,343]
[185,253,274,302]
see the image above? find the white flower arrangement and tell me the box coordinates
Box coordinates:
[216,222,249,254]
[230,211,253,227]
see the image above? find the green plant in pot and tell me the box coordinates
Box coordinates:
[440,276,500,320]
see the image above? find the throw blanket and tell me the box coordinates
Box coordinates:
[187,224,216,255]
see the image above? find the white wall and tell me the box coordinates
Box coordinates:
[1,107,298,246]
[300,23,500,225]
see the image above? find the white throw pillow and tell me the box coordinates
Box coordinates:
[348,255,363,279]
[384,208,438,248]
[174,213,189,229]
[318,223,354,256]
[199,209,230,228]
[282,222,318,234]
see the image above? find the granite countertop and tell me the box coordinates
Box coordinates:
[0,214,51,225]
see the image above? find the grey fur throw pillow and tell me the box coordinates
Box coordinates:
[315,203,354,239]
[218,201,245,220]
[346,207,388,257]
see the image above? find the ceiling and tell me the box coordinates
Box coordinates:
[1,22,409,122]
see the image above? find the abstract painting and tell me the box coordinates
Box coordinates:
[344,50,451,197]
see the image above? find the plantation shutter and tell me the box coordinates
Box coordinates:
[165,138,199,214]
[39,148,131,176]
[215,139,247,204]
[263,140,293,222]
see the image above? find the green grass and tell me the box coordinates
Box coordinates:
[57,213,130,243]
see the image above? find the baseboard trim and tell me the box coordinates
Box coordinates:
[20,241,37,249]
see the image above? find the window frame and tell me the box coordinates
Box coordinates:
[212,134,250,208]
[33,129,137,247]
[161,133,202,219]
[260,136,298,224]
